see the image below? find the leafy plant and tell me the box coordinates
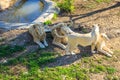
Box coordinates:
[57,0,75,13]
[44,20,52,25]
[52,13,58,20]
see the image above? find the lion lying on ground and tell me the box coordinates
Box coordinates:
[29,23,48,48]
[51,22,73,49]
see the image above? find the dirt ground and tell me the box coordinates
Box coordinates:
[0,0,120,79]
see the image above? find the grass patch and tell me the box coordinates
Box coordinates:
[106,67,117,74]
[44,20,52,25]
[89,63,117,74]
[95,0,111,3]
[105,75,120,80]
[41,66,90,80]
[6,52,57,67]
[81,57,92,63]
[52,13,58,20]
[57,0,75,13]
[89,65,106,73]
[0,48,118,79]
[38,52,56,64]
[82,3,97,9]
[0,45,25,58]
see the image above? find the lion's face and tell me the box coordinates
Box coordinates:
[61,26,73,35]
[33,24,44,35]
[92,24,99,32]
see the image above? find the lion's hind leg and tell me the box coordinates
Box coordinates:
[97,44,112,57]
[103,47,113,54]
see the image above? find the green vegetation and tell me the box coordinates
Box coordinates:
[57,0,75,13]
[52,13,58,20]
[89,64,117,74]
[106,67,117,74]
[89,65,106,73]
[82,3,97,9]
[0,45,25,58]
[0,49,118,79]
[44,20,52,25]
[95,0,111,3]
[105,75,120,80]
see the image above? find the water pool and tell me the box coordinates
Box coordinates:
[0,0,44,23]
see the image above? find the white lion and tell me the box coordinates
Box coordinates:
[29,23,48,48]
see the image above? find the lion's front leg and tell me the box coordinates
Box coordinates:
[34,39,45,48]
[43,38,48,47]
[52,40,66,49]
[65,43,76,55]
[91,43,96,54]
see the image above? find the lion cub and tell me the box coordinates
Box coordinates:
[29,23,48,48]
[51,23,73,49]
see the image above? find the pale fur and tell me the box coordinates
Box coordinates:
[29,23,48,48]
[65,24,100,55]
[51,23,73,49]
[94,33,113,57]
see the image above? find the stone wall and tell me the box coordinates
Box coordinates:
[0,0,17,11]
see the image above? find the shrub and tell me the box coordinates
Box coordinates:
[44,20,52,25]
[52,13,58,20]
[57,0,75,13]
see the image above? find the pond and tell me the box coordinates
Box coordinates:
[0,0,44,23]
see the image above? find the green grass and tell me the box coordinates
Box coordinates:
[95,0,111,3]
[105,75,120,80]
[0,48,118,80]
[57,0,75,13]
[44,20,52,25]
[106,67,117,74]
[89,65,106,73]
[0,45,25,58]
[82,3,97,9]
[89,63,117,74]
[52,13,58,20]
[80,0,112,9]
